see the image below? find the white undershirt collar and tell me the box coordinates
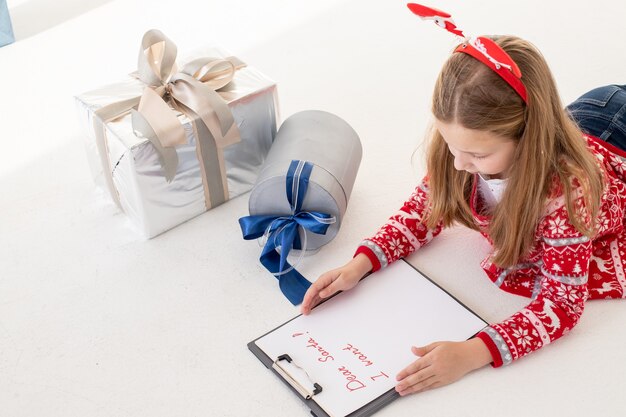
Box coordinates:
[477,173,509,211]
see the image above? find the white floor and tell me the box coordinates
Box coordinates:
[1,0,625,416]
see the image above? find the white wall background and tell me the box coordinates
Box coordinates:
[1,1,625,416]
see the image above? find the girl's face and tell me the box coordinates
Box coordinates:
[435,120,518,179]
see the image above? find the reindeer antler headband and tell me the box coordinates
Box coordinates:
[407,3,528,104]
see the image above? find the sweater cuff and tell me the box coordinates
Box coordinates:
[354,245,382,272]
[476,330,503,368]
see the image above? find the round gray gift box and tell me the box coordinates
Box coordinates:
[248,110,363,251]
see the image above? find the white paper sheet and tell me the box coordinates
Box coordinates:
[254,261,488,417]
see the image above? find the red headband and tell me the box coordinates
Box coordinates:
[407,3,528,104]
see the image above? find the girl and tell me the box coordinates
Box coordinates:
[301,6,626,397]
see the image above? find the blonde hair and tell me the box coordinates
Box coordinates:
[424,35,604,267]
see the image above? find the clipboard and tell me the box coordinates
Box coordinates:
[248,342,400,417]
[248,260,488,417]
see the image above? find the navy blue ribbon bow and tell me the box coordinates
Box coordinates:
[239,160,336,305]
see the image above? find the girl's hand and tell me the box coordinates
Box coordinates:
[300,253,372,315]
[395,338,492,396]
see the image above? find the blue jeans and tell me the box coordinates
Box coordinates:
[0,0,16,47]
[566,84,626,151]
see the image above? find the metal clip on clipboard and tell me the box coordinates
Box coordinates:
[272,354,323,400]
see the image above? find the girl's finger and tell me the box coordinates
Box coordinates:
[318,279,344,298]
[308,294,322,311]
[396,357,430,381]
[301,275,335,313]
[396,372,437,396]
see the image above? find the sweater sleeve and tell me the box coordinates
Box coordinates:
[354,177,444,271]
[476,205,591,367]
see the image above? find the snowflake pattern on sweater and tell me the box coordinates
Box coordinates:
[355,135,626,367]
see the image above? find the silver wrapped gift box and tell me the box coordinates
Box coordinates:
[248,110,362,252]
[75,30,278,238]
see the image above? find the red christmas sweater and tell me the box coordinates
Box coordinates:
[355,135,626,367]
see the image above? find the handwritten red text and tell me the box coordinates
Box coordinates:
[342,343,374,367]
[369,371,389,381]
[337,366,366,392]
[292,332,335,362]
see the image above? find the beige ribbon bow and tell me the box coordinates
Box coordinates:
[93,29,246,209]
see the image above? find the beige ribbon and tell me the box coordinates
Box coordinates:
[93,29,246,209]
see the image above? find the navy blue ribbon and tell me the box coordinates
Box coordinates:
[239,160,336,305]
